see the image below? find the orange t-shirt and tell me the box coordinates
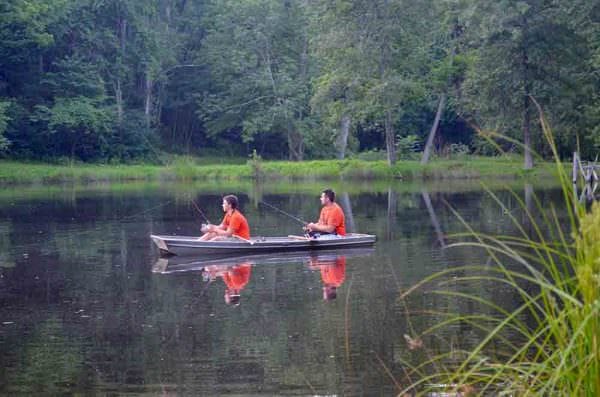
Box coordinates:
[319,257,346,287]
[222,263,252,290]
[222,210,250,239]
[318,203,346,236]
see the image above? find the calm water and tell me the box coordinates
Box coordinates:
[0,180,564,395]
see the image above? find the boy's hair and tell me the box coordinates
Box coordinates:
[223,194,239,210]
[322,189,335,202]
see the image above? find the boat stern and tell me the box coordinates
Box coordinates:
[150,235,170,253]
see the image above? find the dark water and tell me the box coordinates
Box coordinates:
[0,180,564,395]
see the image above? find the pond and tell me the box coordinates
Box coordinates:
[0,179,565,395]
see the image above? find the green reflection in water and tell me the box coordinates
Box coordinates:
[0,179,566,395]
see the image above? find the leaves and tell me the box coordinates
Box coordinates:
[198,0,315,159]
[0,0,599,162]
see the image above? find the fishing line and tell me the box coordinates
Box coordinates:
[121,199,174,221]
[259,200,307,225]
[191,199,211,224]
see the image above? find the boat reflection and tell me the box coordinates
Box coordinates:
[153,248,374,305]
[152,247,374,274]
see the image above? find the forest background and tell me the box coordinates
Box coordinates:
[1,0,599,169]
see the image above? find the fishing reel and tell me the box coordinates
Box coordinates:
[201,223,210,233]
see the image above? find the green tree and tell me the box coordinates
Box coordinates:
[0,0,60,99]
[460,0,591,167]
[199,0,315,160]
[311,0,435,165]
[39,0,171,160]
[421,0,471,164]
[33,97,114,161]
[151,0,210,153]
[571,0,600,158]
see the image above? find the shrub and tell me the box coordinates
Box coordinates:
[356,149,387,161]
[397,134,422,159]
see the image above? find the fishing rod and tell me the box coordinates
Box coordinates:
[191,199,211,224]
[259,200,307,226]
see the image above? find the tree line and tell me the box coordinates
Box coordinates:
[0,0,598,166]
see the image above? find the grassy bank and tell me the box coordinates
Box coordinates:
[0,155,558,184]
[398,114,599,395]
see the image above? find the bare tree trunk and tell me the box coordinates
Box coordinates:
[421,23,460,165]
[521,24,533,170]
[421,94,446,164]
[338,192,355,233]
[165,4,171,31]
[144,71,153,127]
[336,115,351,159]
[287,128,304,161]
[119,18,127,52]
[115,16,127,124]
[384,110,396,165]
[286,30,309,161]
[377,2,395,166]
[115,80,123,124]
[522,94,533,169]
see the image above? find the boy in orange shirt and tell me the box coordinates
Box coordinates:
[304,189,346,238]
[199,194,251,241]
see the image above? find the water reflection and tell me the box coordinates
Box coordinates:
[153,248,373,306]
[153,247,374,273]
[421,189,447,248]
[308,254,346,301]
[0,181,569,395]
[203,262,252,306]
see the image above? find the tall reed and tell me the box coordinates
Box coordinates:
[398,106,599,396]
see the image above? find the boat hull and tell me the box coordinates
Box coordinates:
[150,233,376,257]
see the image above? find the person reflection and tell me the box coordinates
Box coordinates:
[202,262,252,306]
[308,255,346,301]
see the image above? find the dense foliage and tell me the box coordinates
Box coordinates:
[0,0,598,164]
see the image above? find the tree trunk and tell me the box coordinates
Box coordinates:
[288,30,308,161]
[115,80,123,124]
[421,25,458,165]
[144,71,153,127]
[421,94,446,164]
[287,128,304,161]
[119,17,127,51]
[523,96,533,169]
[115,16,126,125]
[338,192,355,233]
[336,115,351,160]
[384,110,396,165]
[521,23,533,170]
[165,4,171,31]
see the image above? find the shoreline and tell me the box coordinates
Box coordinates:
[0,157,559,185]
